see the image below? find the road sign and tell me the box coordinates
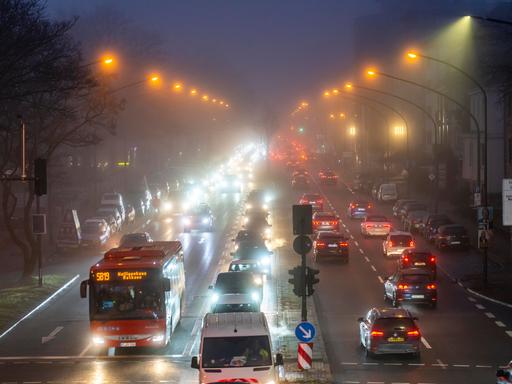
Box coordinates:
[293,235,312,254]
[478,229,490,249]
[297,342,313,370]
[293,204,313,235]
[295,321,316,342]
[503,179,512,226]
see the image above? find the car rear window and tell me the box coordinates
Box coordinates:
[314,214,336,220]
[407,252,430,262]
[318,232,343,240]
[443,226,467,235]
[402,274,431,283]
[374,318,415,331]
[390,235,412,245]
[367,216,387,222]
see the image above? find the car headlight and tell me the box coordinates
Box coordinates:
[262,203,269,211]
[243,217,249,224]
[211,293,219,302]
[253,276,263,285]
[261,256,270,265]
[151,334,165,343]
[183,218,191,226]
[264,228,272,236]
[92,335,105,345]
[246,203,253,210]
[182,202,190,211]
[162,201,173,212]
[202,217,209,224]
[251,292,260,302]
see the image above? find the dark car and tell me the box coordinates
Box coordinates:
[183,203,214,232]
[347,200,372,219]
[425,217,453,242]
[400,202,428,222]
[421,213,450,236]
[434,224,470,250]
[299,193,324,211]
[232,230,266,249]
[119,232,153,248]
[231,241,273,275]
[393,199,416,217]
[313,231,349,262]
[403,210,429,233]
[312,211,340,232]
[243,211,272,240]
[358,307,421,357]
[384,270,437,308]
[399,250,437,279]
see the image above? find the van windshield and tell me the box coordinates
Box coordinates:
[202,336,271,368]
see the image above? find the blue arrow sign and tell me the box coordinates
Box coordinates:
[295,321,316,342]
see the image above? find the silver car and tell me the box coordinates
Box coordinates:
[358,307,421,357]
[383,231,415,258]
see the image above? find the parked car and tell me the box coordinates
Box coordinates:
[403,210,429,233]
[125,204,136,224]
[421,213,450,236]
[101,192,126,222]
[400,202,428,223]
[96,206,122,231]
[383,231,415,258]
[425,217,453,242]
[92,213,118,234]
[358,307,421,357]
[119,232,153,248]
[378,183,398,202]
[81,218,111,248]
[434,224,470,250]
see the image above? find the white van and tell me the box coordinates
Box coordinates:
[191,312,283,383]
[378,183,398,202]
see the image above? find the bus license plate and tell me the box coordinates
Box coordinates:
[120,342,136,347]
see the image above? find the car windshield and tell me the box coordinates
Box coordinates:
[406,253,431,262]
[215,274,256,293]
[92,279,163,321]
[390,235,412,245]
[380,184,396,193]
[202,336,272,368]
[374,318,415,331]
[444,226,467,235]
[401,274,431,283]
[367,216,387,222]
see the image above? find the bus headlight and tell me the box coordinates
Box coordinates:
[92,335,105,345]
[151,334,165,343]
[251,292,260,302]
[253,276,263,285]
[261,256,270,265]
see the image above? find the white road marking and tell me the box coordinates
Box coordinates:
[495,321,506,328]
[475,304,485,310]
[377,276,384,283]
[435,359,447,369]
[359,248,364,254]
[476,365,493,368]
[468,297,476,302]
[340,362,358,365]
[383,362,402,366]
[370,265,377,272]
[350,234,354,239]
[362,362,379,366]
[364,256,370,262]
[421,337,432,349]
[408,363,425,366]
[190,318,201,336]
[78,342,92,357]
[452,364,470,367]
[485,312,495,318]
[506,330,512,337]
[41,326,64,344]
[354,241,359,246]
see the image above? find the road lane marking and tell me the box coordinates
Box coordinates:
[370,265,377,272]
[340,362,358,365]
[468,297,476,302]
[475,304,485,310]
[495,321,506,327]
[78,342,92,357]
[452,364,470,367]
[476,365,493,368]
[506,330,512,338]
[485,312,495,318]
[408,363,425,366]
[363,362,378,366]
[359,248,364,254]
[354,241,359,246]
[377,276,384,283]
[435,359,447,369]
[41,326,64,344]
[190,318,201,336]
[0,274,80,340]
[421,337,432,349]
[350,234,354,239]
[383,362,402,365]
[364,256,370,262]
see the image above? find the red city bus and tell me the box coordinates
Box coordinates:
[80,241,185,348]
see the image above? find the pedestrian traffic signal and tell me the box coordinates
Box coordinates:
[306,267,320,296]
[34,158,47,196]
[288,266,305,297]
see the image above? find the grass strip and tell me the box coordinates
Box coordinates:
[0,275,69,332]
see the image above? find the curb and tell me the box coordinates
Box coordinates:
[0,274,80,339]
[466,287,512,309]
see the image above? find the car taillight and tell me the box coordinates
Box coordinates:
[409,241,415,247]
[427,284,436,290]
[430,256,436,263]
[398,284,409,290]
[383,223,391,228]
[402,256,409,263]
[313,220,320,226]
[317,199,323,204]
[316,241,326,248]
[339,241,348,247]
[370,330,384,338]
[407,329,420,337]
[350,203,355,208]
[330,220,338,226]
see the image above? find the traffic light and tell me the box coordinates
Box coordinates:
[34,158,47,196]
[288,266,305,297]
[306,267,320,296]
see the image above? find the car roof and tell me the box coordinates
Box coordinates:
[375,307,412,319]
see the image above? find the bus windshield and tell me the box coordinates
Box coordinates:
[202,336,272,368]
[92,280,164,321]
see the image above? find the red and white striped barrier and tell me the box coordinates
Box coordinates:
[297,342,313,370]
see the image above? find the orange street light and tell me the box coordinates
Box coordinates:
[173,82,183,91]
[323,90,331,97]
[339,112,345,119]
[202,94,209,101]
[332,89,340,95]
[406,51,418,60]
[219,100,224,105]
[225,104,230,108]
[148,73,162,88]
[329,113,335,120]
[344,82,353,90]
[190,88,198,96]
[348,126,357,136]
[212,98,217,103]
[366,69,377,78]
[300,101,309,107]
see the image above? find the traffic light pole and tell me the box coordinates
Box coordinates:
[301,253,307,322]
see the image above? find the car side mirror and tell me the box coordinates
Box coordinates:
[163,278,171,292]
[191,356,199,369]
[80,279,89,298]
[275,353,284,366]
